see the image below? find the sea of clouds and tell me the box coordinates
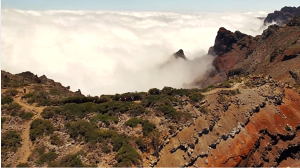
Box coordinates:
[1,9,269,95]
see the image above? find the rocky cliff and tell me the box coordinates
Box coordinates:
[192,16,300,89]
[264,6,300,26]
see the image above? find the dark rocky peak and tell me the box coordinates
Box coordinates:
[209,27,237,56]
[262,24,280,40]
[173,49,187,60]
[264,6,300,26]
[281,6,300,14]
[286,16,300,26]
[17,71,41,83]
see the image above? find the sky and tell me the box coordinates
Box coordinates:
[1,0,300,13]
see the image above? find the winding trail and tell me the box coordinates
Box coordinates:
[202,82,243,95]
[2,87,46,166]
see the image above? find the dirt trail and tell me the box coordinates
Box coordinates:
[6,86,46,166]
[202,82,243,95]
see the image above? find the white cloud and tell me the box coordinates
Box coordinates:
[1,9,268,95]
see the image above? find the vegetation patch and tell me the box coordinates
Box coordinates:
[91,114,118,125]
[125,118,156,136]
[30,119,54,141]
[115,144,141,167]
[37,152,58,165]
[19,111,34,120]
[1,131,22,153]
[189,93,204,102]
[50,135,64,146]
[1,96,13,105]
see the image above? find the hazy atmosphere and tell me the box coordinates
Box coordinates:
[1,1,298,95]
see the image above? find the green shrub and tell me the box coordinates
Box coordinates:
[66,120,96,139]
[4,89,19,96]
[30,119,54,141]
[236,79,243,83]
[245,81,252,87]
[6,102,22,111]
[111,133,129,152]
[125,118,142,127]
[142,120,156,136]
[37,152,58,164]
[135,137,146,151]
[128,104,146,116]
[115,145,141,167]
[157,105,178,118]
[50,135,64,146]
[102,142,111,153]
[16,163,30,167]
[1,117,6,128]
[148,88,160,95]
[229,90,237,95]
[189,93,204,102]
[91,114,118,125]
[285,125,292,131]
[1,96,13,105]
[41,107,56,119]
[1,131,22,152]
[23,92,34,98]
[57,153,84,167]
[19,112,34,120]
[200,106,208,114]
[221,81,233,88]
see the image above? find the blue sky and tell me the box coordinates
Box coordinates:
[1,0,300,12]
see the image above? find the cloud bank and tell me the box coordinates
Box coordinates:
[1,9,268,95]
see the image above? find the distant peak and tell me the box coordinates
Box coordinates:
[173,49,187,60]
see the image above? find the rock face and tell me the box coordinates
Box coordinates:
[192,16,300,88]
[156,80,300,167]
[264,6,300,26]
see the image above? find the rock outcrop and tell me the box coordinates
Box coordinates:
[192,16,300,88]
[264,6,300,26]
[173,49,187,60]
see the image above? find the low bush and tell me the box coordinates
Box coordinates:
[1,96,13,105]
[30,119,54,141]
[125,118,142,127]
[156,105,178,118]
[1,117,6,128]
[52,153,84,167]
[142,120,156,136]
[91,114,118,125]
[1,131,22,152]
[189,93,204,102]
[128,104,146,116]
[125,118,156,136]
[200,106,208,114]
[37,152,58,164]
[41,107,56,119]
[4,89,19,96]
[19,112,34,120]
[245,81,252,87]
[221,80,234,88]
[50,135,64,146]
[115,145,141,167]
[6,102,22,111]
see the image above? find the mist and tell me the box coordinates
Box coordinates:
[1,9,269,95]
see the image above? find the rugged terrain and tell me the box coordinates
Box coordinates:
[264,6,300,26]
[192,16,300,89]
[1,7,300,168]
[1,69,300,167]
